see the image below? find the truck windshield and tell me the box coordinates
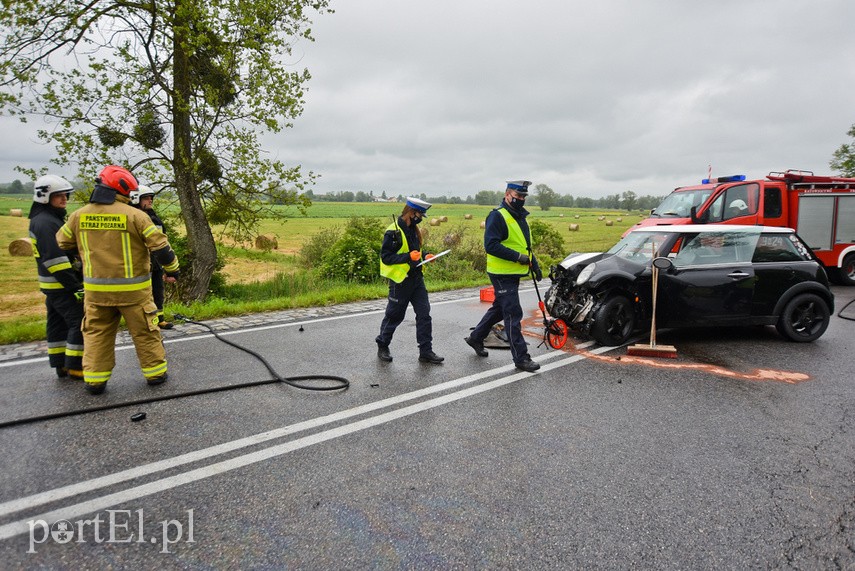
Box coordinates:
[651,189,712,217]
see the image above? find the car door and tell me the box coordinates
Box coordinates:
[656,232,756,326]
[749,232,818,315]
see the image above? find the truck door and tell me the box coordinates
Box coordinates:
[704,183,761,224]
[759,182,786,226]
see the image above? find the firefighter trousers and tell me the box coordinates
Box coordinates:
[81,299,167,385]
[45,291,84,372]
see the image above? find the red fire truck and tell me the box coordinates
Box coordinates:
[628,169,855,285]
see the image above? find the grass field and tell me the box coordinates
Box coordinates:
[0,195,640,343]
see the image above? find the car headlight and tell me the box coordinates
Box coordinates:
[576,263,595,285]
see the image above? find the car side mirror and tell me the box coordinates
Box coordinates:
[652,256,673,271]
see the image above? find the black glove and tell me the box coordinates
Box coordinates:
[166,270,180,281]
[534,267,543,281]
[518,254,530,265]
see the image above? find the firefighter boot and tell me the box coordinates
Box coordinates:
[85,382,107,395]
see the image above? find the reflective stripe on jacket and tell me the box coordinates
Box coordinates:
[379,220,410,284]
[56,197,178,305]
[29,204,82,293]
[486,207,531,275]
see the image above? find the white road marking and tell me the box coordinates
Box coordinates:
[0,344,611,541]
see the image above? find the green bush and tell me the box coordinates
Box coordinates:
[299,226,342,268]
[529,219,565,269]
[317,216,386,283]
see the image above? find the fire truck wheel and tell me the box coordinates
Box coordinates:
[775,293,830,342]
[838,254,855,286]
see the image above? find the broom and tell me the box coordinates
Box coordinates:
[627,256,677,358]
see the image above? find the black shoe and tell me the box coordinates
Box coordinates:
[418,350,444,364]
[377,345,392,362]
[465,336,488,357]
[56,366,68,379]
[85,382,106,395]
[147,373,168,386]
[515,358,541,373]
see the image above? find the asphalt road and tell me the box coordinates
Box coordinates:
[0,286,853,569]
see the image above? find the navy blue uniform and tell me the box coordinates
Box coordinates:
[375,217,433,353]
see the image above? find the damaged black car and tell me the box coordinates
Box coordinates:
[544,225,834,346]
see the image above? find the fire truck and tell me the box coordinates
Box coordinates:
[628,169,855,285]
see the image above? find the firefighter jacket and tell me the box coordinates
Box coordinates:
[57,195,179,306]
[28,202,83,294]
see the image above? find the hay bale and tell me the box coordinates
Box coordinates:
[480,221,486,229]
[616,217,623,222]
[9,208,23,217]
[8,238,32,256]
[569,224,579,232]
[574,214,580,219]
[464,214,473,220]
[429,218,440,227]
[254,234,278,251]
[559,213,564,217]
[605,220,614,226]
[439,216,448,223]
[598,215,605,221]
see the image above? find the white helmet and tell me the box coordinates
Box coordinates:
[33,175,74,204]
[130,184,155,206]
[730,199,747,211]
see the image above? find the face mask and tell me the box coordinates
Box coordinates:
[412,214,423,224]
[510,196,526,209]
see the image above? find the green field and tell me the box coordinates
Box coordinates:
[0,195,639,344]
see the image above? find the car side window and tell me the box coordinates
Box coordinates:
[674,232,754,266]
[752,234,807,262]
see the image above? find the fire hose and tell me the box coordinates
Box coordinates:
[0,314,349,429]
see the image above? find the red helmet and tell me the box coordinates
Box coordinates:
[96,165,138,196]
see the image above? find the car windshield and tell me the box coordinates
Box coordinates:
[652,189,712,217]
[606,231,672,262]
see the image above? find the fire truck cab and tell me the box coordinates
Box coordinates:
[629,170,855,285]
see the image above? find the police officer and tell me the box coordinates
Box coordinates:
[57,165,180,394]
[131,185,172,329]
[465,180,542,372]
[28,175,84,380]
[376,197,444,364]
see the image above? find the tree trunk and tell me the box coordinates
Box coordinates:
[172,1,218,302]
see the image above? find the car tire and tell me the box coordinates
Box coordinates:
[590,295,636,346]
[775,293,830,342]
[836,254,855,286]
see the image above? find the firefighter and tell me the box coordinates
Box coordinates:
[375,197,444,364]
[465,180,542,372]
[57,165,180,395]
[28,175,84,380]
[131,185,172,329]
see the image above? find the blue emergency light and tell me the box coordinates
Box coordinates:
[701,174,746,184]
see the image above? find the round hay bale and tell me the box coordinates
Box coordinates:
[439,216,448,223]
[598,215,605,221]
[254,234,278,251]
[616,217,623,222]
[9,208,23,217]
[574,214,580,219]
[605,220,614,226]
[479,221,486,229]
[559,213,564,217]
[8,238,32,256]
[429,218,440,227]
[569,223,579,232]
[464,214,473,220]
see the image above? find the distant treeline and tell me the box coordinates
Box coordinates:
[305,189,664,211]
[0,180,32,194]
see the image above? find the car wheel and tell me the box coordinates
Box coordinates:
[837,254,855,286]
[590,295,636,346]
[775,293,830,342]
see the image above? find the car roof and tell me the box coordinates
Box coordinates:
[628,224,794,235]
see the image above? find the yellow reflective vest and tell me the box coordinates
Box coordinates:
[486,207,531,275]
[57,196,179,305]
[379,220,410,284]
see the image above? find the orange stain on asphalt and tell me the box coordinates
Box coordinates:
[520,310,811,384]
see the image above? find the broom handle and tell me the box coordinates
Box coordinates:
[650,264,658,347]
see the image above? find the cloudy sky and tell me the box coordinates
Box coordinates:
[3,0,855,199]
